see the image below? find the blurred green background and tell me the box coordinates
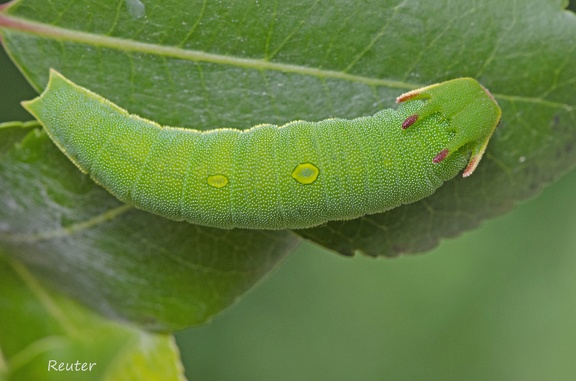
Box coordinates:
[2,31,576,381]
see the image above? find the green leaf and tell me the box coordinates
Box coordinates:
[3,0,575,257]
[0,0,575,328]
[0,255,186,381]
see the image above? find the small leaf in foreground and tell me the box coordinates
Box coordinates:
[0,255,186,381]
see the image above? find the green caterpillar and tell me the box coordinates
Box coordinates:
[23,70,501,230]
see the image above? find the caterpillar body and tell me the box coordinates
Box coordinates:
[23,70,501,230]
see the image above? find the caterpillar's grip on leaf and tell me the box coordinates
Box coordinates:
[22,70,501,230]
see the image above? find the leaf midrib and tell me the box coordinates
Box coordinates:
[1,14,573,110]
[0,14,416,89]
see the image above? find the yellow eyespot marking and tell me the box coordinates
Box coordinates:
[291,163,319,184]
[207,174,228,188]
